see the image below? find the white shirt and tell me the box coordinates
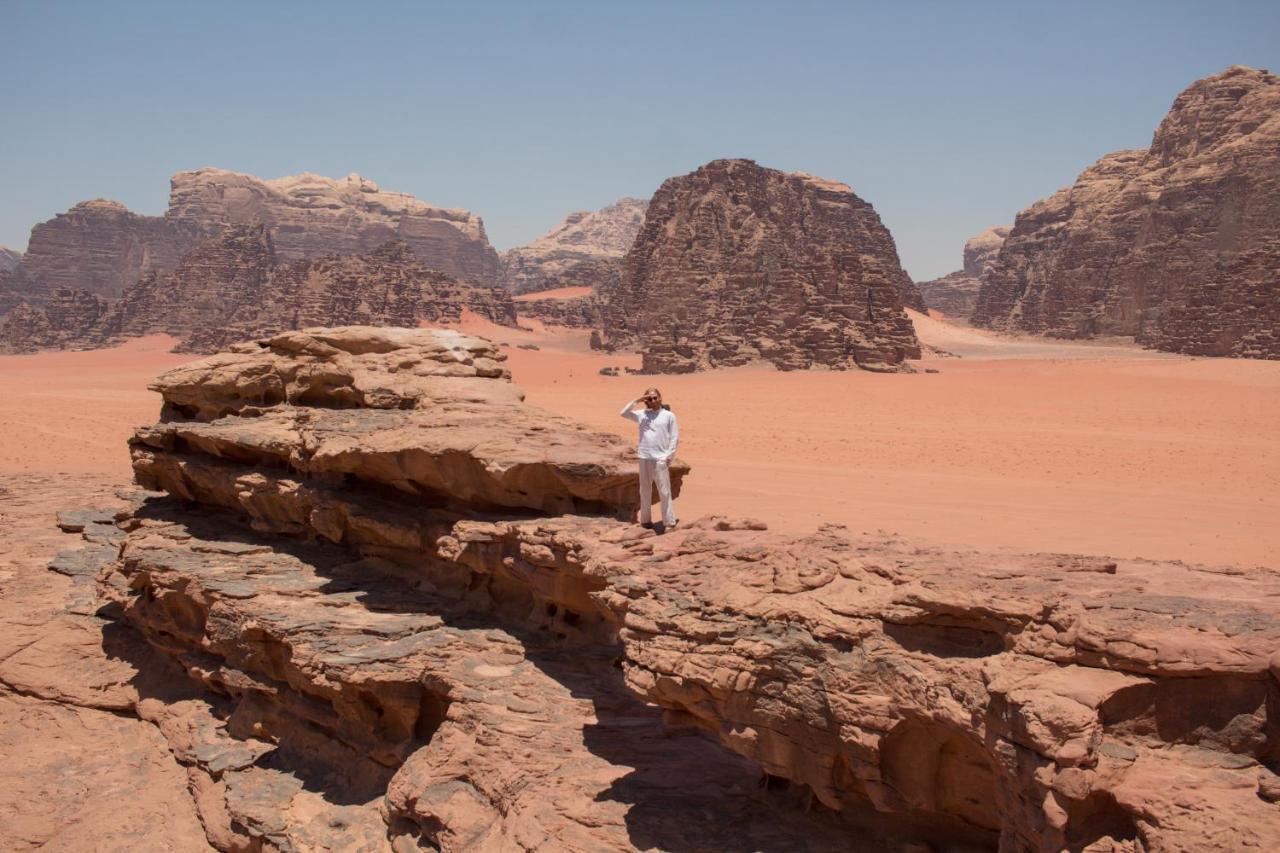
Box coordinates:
[620,400,679,461]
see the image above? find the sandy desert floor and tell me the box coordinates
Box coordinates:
[1,314,1277,568]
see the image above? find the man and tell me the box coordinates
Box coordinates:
[619,388,679,531]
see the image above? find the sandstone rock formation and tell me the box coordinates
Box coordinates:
[0,227,517,354]
[512,289,600,328]
[169,169,501,285]
[1,169,501,320]
[973,66,1280,359]
[916,226,1011,320]
[499,198,647,295]
[0,289,110,352]
[0,247,21,273]
[18,199,201,300]
[45,324,1276,850]
[598,159,922,372]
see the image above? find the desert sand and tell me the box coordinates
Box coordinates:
[1,314,1277,568]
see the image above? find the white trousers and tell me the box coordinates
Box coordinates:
[638,458,676,526]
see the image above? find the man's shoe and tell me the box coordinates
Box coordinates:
[640,522,655,530]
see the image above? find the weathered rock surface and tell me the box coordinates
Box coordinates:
[51,324,1274,850]
[500,197,647,295]
[169,169,501,285]
[973,66,1280,359]
[1,168,501,325]
[0,227,517,354]
[136,326,687,515]
[0,288,111,353]
[18,199,201,300]
[598,159,922,372]
[0,247,21,273]
[916,226,1011,320]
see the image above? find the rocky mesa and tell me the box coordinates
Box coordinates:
[598,159,922,372]
[169,169,501,285]
[500,197,647,295]
[973,66,1280,359]
[1,169,502,318]
[0,226,517,354]
[42,325,1278,851]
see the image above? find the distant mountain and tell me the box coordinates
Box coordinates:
[597,158,921,372]
[973,66,1280,359]
[499,197,646,294]
[3,169,501,311]
[915,226,1010,321]
[0,225,516,354]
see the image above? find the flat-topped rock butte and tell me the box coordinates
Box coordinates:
[13,325,1277,852]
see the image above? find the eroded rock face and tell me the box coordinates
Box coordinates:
[19,200,201,300]
[0,247,21,274]
[1,227,517,354]
[0,289,111,353]
[136,327,686,516]
[599,159,922,372]
[500,198,646,295]
[916,226,1011,320]
[168,169,501,285]
[55,325,1277,850]
[973,66,1280,359]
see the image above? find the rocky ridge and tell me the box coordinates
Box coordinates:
[45,325,1279,851]
[1,169,501,317]
[0,226,517,354]
[500,197,647,295]
[916,226,1011,320]
[17,199,201,301]
[598,159,922,372]
[973,66,1280,359]
[169,169,501,285]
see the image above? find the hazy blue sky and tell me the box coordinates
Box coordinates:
[2,1,1277,280]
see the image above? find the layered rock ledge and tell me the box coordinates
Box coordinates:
[61,327,1280,851]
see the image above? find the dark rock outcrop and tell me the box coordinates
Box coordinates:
[916,226,1011,320]
[0,289,111,352]
[973,66,1280,359]
[49,325,1277,851]
[1,227,517,354]
[598,159,922,372]
[499,198,647,295]
[1,169,502,319]
[168,169,501,285]
[19,200,201,300]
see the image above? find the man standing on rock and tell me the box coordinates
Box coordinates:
[620,388,679,531]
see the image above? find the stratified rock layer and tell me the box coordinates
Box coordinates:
[168,169,500,285]
[916,226,1011,320]
[500,198,646,295]
[19,200,200,300]
[0,228,517,354]
[69,325,1278,851]
[2,169,501,318]
[599,159,921,372]
[973,66,1280,358]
